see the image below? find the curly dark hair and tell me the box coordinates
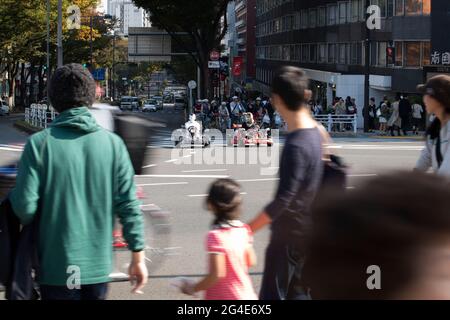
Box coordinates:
[48,63,96,112]
[303,171,450,299]
[206,179,243,227]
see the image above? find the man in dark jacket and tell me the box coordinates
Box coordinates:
[399,94,412,136]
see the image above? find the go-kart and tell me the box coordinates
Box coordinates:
[227,113,273,147]
[173,119,211,148]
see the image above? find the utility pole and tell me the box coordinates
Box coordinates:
[90,16,94,69]
[112,34,116,100]
[57,0,63,67]
[46,0,51,100]
[363,0,371,133]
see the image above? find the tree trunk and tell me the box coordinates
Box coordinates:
[198,52,210,99]
[7,61,19,109]
[19,63,26,108]
[29,63,37,105]
[38,64,45,101]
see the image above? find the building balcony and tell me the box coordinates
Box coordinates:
[235,1,246,13]
[235,19,245,28]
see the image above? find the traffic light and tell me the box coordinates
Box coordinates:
[387,46,395,65]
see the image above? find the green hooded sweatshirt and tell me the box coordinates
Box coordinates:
[10,107,144,286]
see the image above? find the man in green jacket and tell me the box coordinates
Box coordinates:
[9,63,147,300]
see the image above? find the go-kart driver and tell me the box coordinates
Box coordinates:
[219,102,231,130]
[185,113,202,135]
[242,112,257,130]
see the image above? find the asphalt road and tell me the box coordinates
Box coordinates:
[0,109,426,300]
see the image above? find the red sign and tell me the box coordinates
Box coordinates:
[210,50,220,61]
[232,56,243,76]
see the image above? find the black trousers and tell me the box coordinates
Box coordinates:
[400,116,410,134]
[40,283,109,300]
[259,241,310,300]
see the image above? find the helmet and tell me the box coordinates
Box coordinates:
[211,100,217,106]
[203,99,209,103]
[256,97,262,101]
[221,102,227,106]
[189,114,196,122]
[232,96,238,100]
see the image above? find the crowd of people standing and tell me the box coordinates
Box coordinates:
[364,94,425,136]
[193,95,285,131]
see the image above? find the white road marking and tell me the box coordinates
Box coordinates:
[0,147,22,152]
[165,159,179,163]
[346,186,356,190]
[181,169,228,173]
[237,178,280,182]
[327,144,424,151]
[137,182,188,187]
[140,204,156,207]
[348,174,378,177]
[188,192,247,198]
[136,174,229,179]
[142,164,157,169]
[182,155,193,158]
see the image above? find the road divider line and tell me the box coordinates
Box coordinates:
[181,169,228,173]
[0,147,23,152]
[136,174,229,179]
[165,159,179,163]
[137,182,188,187]
[188,192,247,198]
[142,164,157,169]
[348,174,378,177]
[237,178,280,182]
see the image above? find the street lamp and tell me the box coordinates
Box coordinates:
[46,0,51,101]
[57,0,63,67]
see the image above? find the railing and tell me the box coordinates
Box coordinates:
[25,104,58,129]
[314,114,358,134]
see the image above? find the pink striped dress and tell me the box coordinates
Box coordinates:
[204,221,258,300]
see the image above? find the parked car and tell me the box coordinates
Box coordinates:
[152,95,163,110]
[162,94,175,108]
[174,96,187,110]
[142,99,158,112]
[0,100,10,116]
[120,96,140,111]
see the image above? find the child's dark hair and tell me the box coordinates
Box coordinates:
[207,179,242,227]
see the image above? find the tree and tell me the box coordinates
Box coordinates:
[132,0,231,98]
[0,0,120,108]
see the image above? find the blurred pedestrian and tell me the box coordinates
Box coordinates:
[363,98,376,132]
[412,101,424,135]
[335,98,347,132]
[249,66,323,300]
[346,98,358,131]
[179,179,257,300]
[399,94,412,135]
[415,75,450,176]
[379,97,391,135]
[388,95,402,136]
[9,64,147,300]
[304,171,450,299]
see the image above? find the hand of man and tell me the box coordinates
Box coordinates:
[129,251,148,294]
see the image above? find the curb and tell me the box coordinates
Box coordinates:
[13,120,42,135]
